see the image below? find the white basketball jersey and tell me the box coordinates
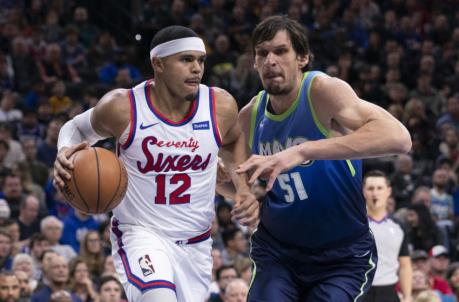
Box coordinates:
[113,80,221,240]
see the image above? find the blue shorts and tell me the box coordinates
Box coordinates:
[248,224,377,302]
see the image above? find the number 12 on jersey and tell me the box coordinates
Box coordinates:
[277,172,308,203]
[154,174,191,205]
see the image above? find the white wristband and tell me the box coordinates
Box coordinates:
[57,108,107,150]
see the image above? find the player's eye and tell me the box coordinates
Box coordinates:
[256,49,268,57]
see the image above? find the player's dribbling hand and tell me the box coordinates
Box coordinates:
[53,141,89,189]
[232,190,259,227]
[236,153,291,191]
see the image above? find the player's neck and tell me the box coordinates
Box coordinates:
[367,208,387,221]
[268,75,303,115]
[150,80,194,121]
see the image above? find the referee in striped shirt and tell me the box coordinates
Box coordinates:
[362,170,412,302]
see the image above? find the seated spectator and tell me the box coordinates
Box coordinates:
[0,272,21,302]
[78,231,104,281]
[429,245,451,280]
[102,255,116,277]
[61,210,99,253]
[17,195,41,241]
[0,199,11,225]
[31,254,82,302]
[12,253,37,291]
[406,203,443,252]
[49,81,72,115]
[437,94,459,133]
[414,290,441,302]
[0,123,25,169]
[37,118,64,168]
[208,265,238,302]
[98,48,140,86]
[2,219,22,256]
[224,278,248,302]
[0,172,27,218]
[36,43,80,86]
[446,262,459,301]
[17,111,46,142]
[27,233,50,280]
[97,275,126,302]
[411,250,453,295]
[234,257,252,286]
[40,216,76,261]
[0,91,22,123]
[15,269,33,300]
[69,258,98,302]
[0,229,13,271]
[221,228,248,265]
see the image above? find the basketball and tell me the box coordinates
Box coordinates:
[62,147,128,214]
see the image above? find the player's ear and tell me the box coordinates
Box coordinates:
[151,57,164,73]
[297,54,309,69]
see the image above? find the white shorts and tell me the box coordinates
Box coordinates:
[110,218,212,302]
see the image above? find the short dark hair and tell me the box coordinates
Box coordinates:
[363,170,390,186]
[216,265,237,281]
[99,274,123,289]
[222,228,242,247]
[150,26,198,51]
[29,233,48,249]
[251,15,313,72]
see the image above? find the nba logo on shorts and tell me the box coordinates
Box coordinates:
[138,254,155,276]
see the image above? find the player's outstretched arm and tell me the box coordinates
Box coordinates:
[237,76,412,191]
[214,89,258,227]
[53,89,130,189]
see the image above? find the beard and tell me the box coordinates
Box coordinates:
[264,82,292,96]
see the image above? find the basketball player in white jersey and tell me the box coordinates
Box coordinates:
[53,26,259,302]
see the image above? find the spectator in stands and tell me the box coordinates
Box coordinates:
[14,269,33,301]
[391,154,417,209]
[1,173,27,218]
[37,43,80,86]
[71,7,99,49]
[31,254,81,302]
[40,216,76,261]
[17,195,41,241]
[61,210,99,253]
[11,36,37,93]
[49,81,72,115]
[208,265,238,302]
[429,245,450,280]
[28,233,49,280]
[223,278,248,302]
[68,258,98,302]
[78,231,104,281]
[98,48,141,86]
[0,272,21,302]
[37,118,63,167]
[221,228,248,266]
[0,91,22,123]
[0,229,13,271]
[2,219,22,256]
[406,203,443,252]
[233,257,252,286]
[12,253,37,291]
[101,255,116,277]
[0,123,25,169]
[411,250,453,296]
[97,275,124,302]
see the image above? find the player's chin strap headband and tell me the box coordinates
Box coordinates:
[149,37,206,59]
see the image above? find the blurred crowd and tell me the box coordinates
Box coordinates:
[0,0,458,301]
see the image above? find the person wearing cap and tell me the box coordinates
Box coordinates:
[53,25,259,302]
[411,249,453,295]
[363,170,412,302]
[446,262,459,301]
[430,245,450,280]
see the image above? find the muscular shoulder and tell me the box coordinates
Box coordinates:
[213,87,239,137]
[310,75,357,109]
[92,88,131,138]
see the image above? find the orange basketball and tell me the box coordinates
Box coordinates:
[62,147,128,214]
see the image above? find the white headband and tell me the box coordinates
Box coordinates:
[150,37,206,59]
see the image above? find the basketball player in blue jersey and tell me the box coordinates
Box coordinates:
[53,26,258,302]
[235,16,412,301]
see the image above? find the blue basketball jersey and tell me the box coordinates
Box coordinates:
[250,71,368,249]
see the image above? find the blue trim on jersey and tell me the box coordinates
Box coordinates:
[111,220,176,292]
[208,87,222,148]
[144,80,200,127]
[121,89,137,149]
